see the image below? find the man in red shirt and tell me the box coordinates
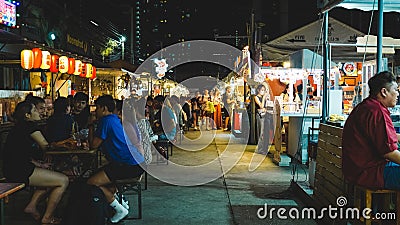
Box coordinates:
[343,71,400,189]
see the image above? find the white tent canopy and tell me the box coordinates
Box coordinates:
[262,17,372,62]
[321,0,400,13]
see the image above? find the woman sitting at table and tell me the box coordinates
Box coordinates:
[46,97,75,143]
[3,101,69,224]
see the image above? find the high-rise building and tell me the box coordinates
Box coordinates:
[132,0,198,65]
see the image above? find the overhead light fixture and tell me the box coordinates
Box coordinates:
[48,32,56,41]
[90,20,99,26]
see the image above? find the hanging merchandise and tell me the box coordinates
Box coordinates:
[40,51,51,70]
[21,49,34,70]
[50,55,59,73]
[31,48,42,69]
[74,60,82,75]
[67,58,75,75]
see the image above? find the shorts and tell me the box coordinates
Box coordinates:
[383,161,400,190]
[103,162,145,182]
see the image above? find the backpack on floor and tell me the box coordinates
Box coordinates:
[63,182,110,225]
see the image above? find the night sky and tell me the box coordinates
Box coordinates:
[88,0,400,81]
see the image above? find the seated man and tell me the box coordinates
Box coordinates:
[343,71,400,190]
[88,95,145,223]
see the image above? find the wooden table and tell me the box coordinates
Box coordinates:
[0,183,25,225]
[45,149,99,180]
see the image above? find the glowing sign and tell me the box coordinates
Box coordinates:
[0,0,17,27]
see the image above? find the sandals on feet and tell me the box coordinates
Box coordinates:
[41,217,62,225]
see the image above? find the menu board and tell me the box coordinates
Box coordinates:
[0,0,16,27]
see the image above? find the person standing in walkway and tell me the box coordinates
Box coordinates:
[342,71,400,190]
[254,84,272,154]
[222,86,235,131]
[212,88,222,129]
[191,92,201,130]
[88,95,145,223]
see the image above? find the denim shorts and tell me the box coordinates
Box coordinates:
[383,161,400,190]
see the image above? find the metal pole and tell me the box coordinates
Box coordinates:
[376,0,384,73]
[51,73,54,102]
[322,12,329,123]
[130,6,134,64]
[122,41,125,60]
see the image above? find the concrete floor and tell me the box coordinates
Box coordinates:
[4,129,318,225]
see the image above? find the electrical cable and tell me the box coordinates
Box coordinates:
[362,0,376,66]
[291,13,324,184]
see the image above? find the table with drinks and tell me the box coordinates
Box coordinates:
[45,129,99,180]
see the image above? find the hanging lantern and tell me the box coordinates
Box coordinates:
[74,60,82,75]
[80,63,87,78]
[58,56,68,73]
[90,66,96,80]
[20,49,34,70]
[31,48,42,69]
[50,55,59,73]
[40,51,51,70]
[85,63,93,78]
[67,58,75,75]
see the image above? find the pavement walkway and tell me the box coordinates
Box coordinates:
[4,129,318,225]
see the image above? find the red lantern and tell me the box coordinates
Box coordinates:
[74,60,82,75]
[31,48,42,69]
[80,63,87,77]
[21,50,34,70]
[58,56,68,74]
[67,58,75,75]
[90,66,96,80]
[50,55,59,73]
[41,51,51,70]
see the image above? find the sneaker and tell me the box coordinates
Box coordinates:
[114,194,129,210]
[194,126,198,130]
[110,207,129,223]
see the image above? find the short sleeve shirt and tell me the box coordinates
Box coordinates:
[342,97,398,188]
[95,114,144,165]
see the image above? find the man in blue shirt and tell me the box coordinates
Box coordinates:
[88,95,145,223]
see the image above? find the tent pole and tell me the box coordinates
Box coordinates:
[322,12,329,123]
[377,0,384,73]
